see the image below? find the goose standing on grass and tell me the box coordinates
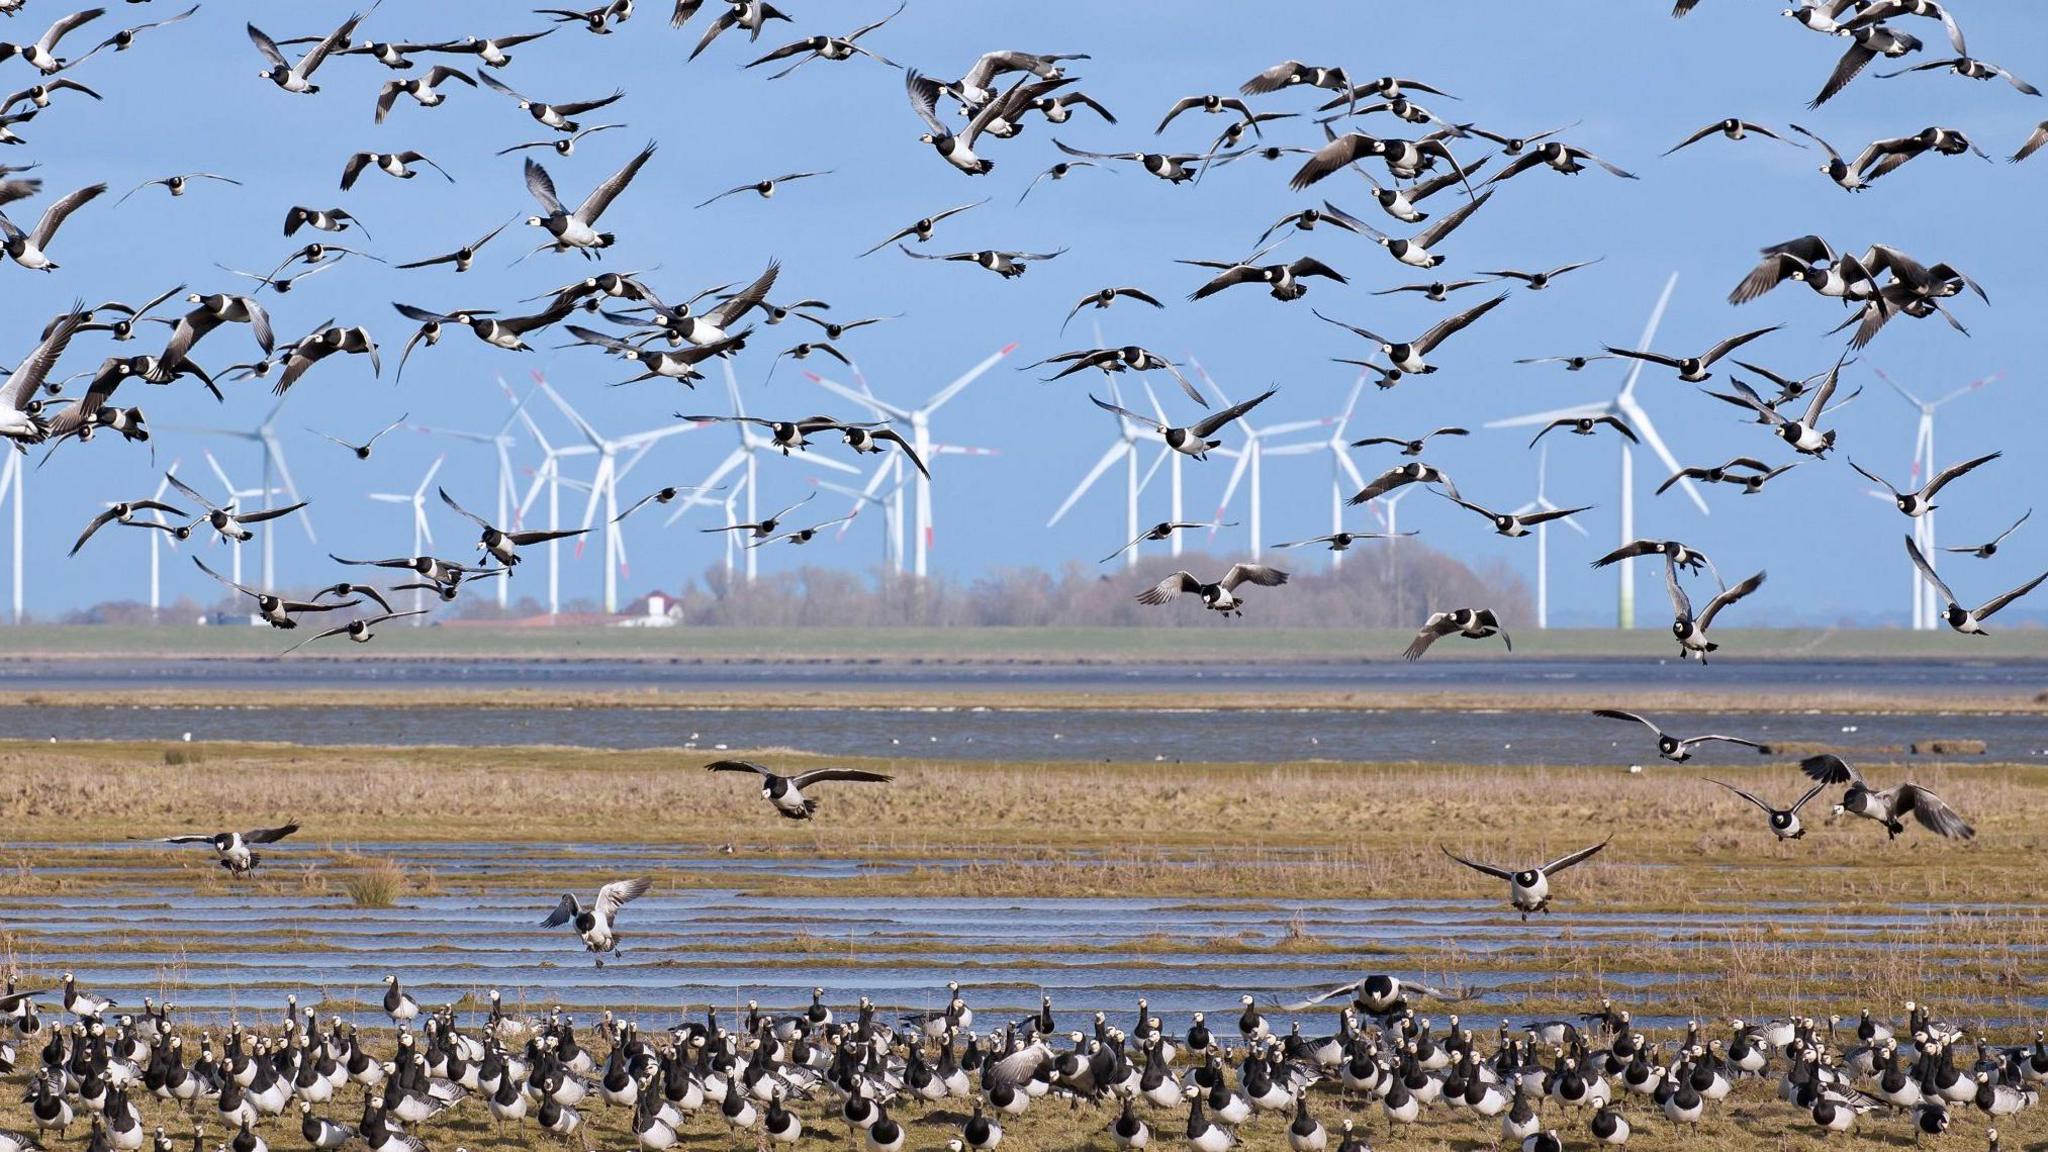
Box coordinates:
[1402,608,1509,660]
[381,977,419,1025]
[1591,710,1767,763]
[1705,778,1828,840]
[1905,535,2048,635]
[1440,838,1609,919]
[704,760,894,820]
[1134,564,1288,617]
[1799,754,1975,840]
[60,973,113,1020]
[1666,565,1765,663]
[139,822,299,876]
[541,877,653,967]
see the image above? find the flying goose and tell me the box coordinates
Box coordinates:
[1338,190,1491,270]
[160,293,274,372]
[1134,563,1288,616]
[1592,710,1765,763]
[1905,535,2047,635]
[1810,23,1924,108]
[0,78,98,114]
[1052,138,1203,184]
[283,205,367,237]
[165,470,308,543]
[1483,141,1637,185]
[1606,325,1777,382]
[681,414,858,455]
[496,122,624,157]
[140,822,299,876]
[1251,204,1370,249]
[247,11,362,94]
[897,244,1064,279]
[1852,126,1989,183]
[1591,538,1716,579]
[280,610,429,655]
[695,170,829,208]
[680,0,792,61]
[1314,292,1507,373]
[1486,258,1601,290]
[2012,122,2048,163]
[1181,249,1344,301]
[793,312,895,342]
[1376,277,1495,301]
[1878,55,2036,94]
[1664,119,1798,155]
[1666,564,1765,662]
[834,424,928,477]
[1704,778,1828,840]
[1442,493,1593,538]
[1728,235,1880,304]
[858,199,984,257]
[745,2,901,79]
[477,70,625,131]
[0,180,103,269]
[617,259,774,346]
[1155,93,1255,134]
[1348,461,1458,505]
[194,557,356,630]
[439,487,588,566]
[1016,158,1105,203]
[1658,457,1794,495]
[705,760,893,819]
[0,304,84,444]
[0,8,102,74]
[1850,451,1998,517]
[375,66,476,122]
[328,553,474,587]
[1271,529,1412,552]
[1351,427,1467,456]
[1440,838,1608,918]
[566,324,744,385]
[1837,0,1966,54]
[1786,123,1867,190]
[1240,60,1353,102]
[1287,129,1465,190]
[1707,361,1855,457]
[114,172,239,206]
[747,512,857,548]
[1514,353,1615,372]
[1528,414,1637,448]
[1031,346,1205,405]
[396,219,513,272]
[523,141,657,254]
[1088,389,1274,460]
[941,49,1087,109]
[1799,754,1974,840]
[1944,509,2029,558]
[69,498,188,556]
[437,29,556,68]
[1100,520,1235,563]
[905,68,1015,176]
[339,151,452,190]
[309,583,394,613]
[698,492,815,538]
[537,0,634,34]
[272,324,378,395]
[542,877,652,966]
[1402,607,1509,660]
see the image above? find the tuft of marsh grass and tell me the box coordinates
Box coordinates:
[336,854,406,908]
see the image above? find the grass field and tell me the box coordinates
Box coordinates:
[2,738,2044,1151]
[3,623,2048,661]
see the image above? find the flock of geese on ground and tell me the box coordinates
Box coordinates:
[0,972,2040,1152]
[0,1,2037,648]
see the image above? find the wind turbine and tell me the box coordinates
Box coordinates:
[1195,358,1324,563]
[509,377,598,617]
[411,380,536,608]
[542,380,697,614]
[1513,443,1590,630]
[1257,375,1370,568]
[0,451,21,623]
[166,397,315,590]
[368,455,445,619]
[1483,272,1703,628]
[1130,380,1193,555]
[669,361,859,584]
[1873,367,2001,630]
[805,343,1012,579]
[144,459,184,621]
[1047,374,1160,571]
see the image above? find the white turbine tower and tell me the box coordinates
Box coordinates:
[1257,375,1370,567]
[670,361,859,584]
[170,397,315,590]
[1047,375,1161,570]
[805,343,1012,579]
[1513,443,1590,630]
[1483,272,1704,628]
[411,381,537,609]
[541,380,696,614]
[1873,367,2001,630]
[144,459,184,621]
[368,455,445,620]
[1195,359,1312,562]
[0,451,22,623]
[1129,380,1195,555]
[509,378,598,617]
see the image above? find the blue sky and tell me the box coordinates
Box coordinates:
[5,0,2044,625]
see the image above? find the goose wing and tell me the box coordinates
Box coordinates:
[1921,451,1999,499]
[437,487,494,531]
[1439,845,1515,881]
[523,158,563,214]
[1663,557,1694,622]
[1136,571,1201,605]
[30,182,104,250]
[1089,394,1162,432]
[1797,753,1864,788]
[1592,708,1662,739]
[1697,570,1763,631]
[1410,188,1490,250]
[575,141,656,224]
[1972,569,2048,621]
[705,759,775,777]
[593,876,653,920]
[1189,389,1274,437]
[1892,784,1974,840]
[1848,459,1897,496]
[243,822,299,844]
[1903,536,1958,608]
[540,892,581,928]
[1217,563,1286,591]
[1413,292,1507,354]
[1703,778,1775,816]
[245,21,290,68]
[1280,980,1361,1012]
[1539,837,1609,876]
[787,768,894,789]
